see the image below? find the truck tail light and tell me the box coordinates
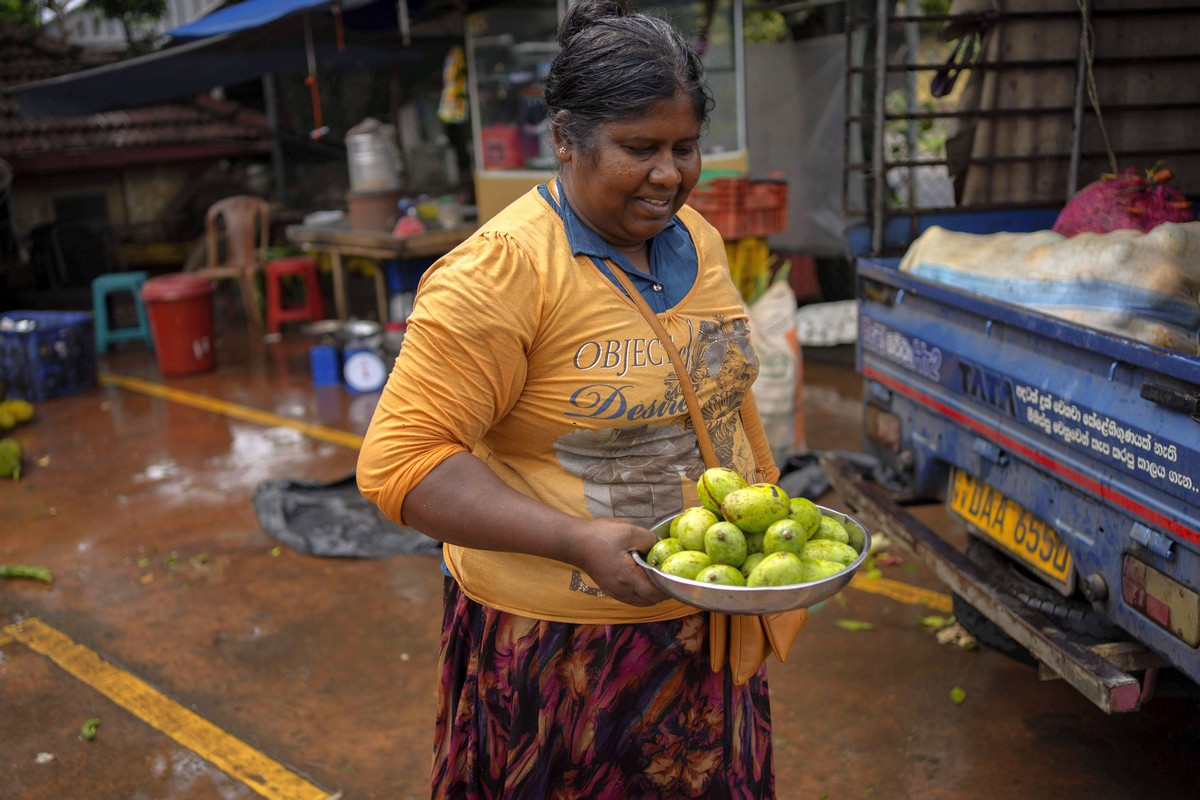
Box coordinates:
[865,403,901,453]
[1122,555,1200,647]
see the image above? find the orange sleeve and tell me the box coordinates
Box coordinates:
[357,231,543,525]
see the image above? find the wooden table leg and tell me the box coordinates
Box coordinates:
[330,248,348,320]
[373,266,389,323]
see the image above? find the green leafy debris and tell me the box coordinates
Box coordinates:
[80,718,100,741]
[836,619,875,632]
[950,686,967,705]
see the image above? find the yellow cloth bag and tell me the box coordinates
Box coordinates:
[709,609,809,685]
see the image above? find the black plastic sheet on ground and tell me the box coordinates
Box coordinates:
[252,473,442,558]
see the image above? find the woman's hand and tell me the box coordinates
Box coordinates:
[399,453,672,606]
[562,516,669,607]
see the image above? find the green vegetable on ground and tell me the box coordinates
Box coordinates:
[0,437,21,480]
[81,717,101,741]
[0,564,53,583]
[835,619,875,632]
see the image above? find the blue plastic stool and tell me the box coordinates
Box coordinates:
[92,271,154,354]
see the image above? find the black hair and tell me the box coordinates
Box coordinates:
[544,0,714,152]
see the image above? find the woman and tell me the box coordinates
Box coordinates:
[358,0,783,796]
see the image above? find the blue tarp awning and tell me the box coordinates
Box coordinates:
[166,0,380,41]
[7,0,471,117]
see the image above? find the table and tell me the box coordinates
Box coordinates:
[285,222,478,322]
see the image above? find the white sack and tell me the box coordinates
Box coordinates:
[899,222,1200,354]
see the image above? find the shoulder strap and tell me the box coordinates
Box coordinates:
[607,262,720,469]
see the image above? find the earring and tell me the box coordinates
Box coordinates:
[558,146,567,156]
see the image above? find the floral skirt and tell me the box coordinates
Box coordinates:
[432,577,774,799]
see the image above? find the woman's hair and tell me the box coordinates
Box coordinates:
[544,0,714,152]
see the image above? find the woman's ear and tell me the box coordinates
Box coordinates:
[550,116,571,163]
[552,131,570,164]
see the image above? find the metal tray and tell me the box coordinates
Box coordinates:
[633,505,871,615]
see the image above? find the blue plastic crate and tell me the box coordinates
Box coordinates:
[0,310,96,401]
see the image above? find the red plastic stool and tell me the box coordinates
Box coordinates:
[265,256,325,334]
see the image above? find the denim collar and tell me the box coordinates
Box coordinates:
[538,181,698,310]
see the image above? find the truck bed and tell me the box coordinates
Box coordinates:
[851,253,1200,705]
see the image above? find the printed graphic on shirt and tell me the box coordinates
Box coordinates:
[555,422,702,529]
[555,315,757,530]
[692,316,759,466]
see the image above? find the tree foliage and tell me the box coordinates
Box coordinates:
[85,0,166,53]
[0,0,39,29]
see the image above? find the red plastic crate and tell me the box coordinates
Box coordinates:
[688,176,788,239]
[480,125,526,169]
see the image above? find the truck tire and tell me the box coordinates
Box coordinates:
[953,538,1127,664]
[951,593,1037,666]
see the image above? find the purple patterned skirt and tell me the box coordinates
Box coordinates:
[432,577,775,799]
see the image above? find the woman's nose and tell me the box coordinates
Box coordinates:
[649,153,682,186]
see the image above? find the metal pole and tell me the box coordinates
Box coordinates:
[1068,0,1092,197]
[262,73,288,207]
[870,0,889,254]
[904,0,920,211]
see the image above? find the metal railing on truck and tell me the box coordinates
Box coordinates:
[843,1,1200,256]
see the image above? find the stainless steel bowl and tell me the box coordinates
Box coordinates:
[633,505,871,615]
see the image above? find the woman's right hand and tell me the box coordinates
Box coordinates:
[561,516,670,607]
[399,452,671,607]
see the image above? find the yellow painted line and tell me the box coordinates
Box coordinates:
[0,631,11,647]
[100,373,363,451]
[850,574,954,613]
[6,618,333,800]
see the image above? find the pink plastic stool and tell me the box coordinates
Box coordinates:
[265,256,325,334]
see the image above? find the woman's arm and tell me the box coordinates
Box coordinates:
[739,390,782,484]
[403,451,667,607]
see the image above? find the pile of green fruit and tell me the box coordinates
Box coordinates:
[0,398,34,432]
[643,467,865,588]
[0,397,34,481]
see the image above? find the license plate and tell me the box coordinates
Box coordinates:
[949,470,1075,595]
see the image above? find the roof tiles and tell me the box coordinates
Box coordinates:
[1,25,270,172]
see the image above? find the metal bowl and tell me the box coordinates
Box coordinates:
[300,319,344,340]
[633,505,871,615]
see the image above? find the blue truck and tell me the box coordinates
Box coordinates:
[824,211,1200,713]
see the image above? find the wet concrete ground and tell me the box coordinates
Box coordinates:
[2,326,1198,800]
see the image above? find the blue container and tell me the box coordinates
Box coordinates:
[0,310,96,400]
[383,258,435,294]
[309,344,341,387]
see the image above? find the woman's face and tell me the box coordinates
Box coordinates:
[557,92,702,256]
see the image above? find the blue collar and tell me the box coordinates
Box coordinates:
[538,182,698,311]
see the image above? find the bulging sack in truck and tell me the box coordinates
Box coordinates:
[899,222,1200,354]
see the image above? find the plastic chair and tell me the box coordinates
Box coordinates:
[190,195,269,331]
[92,271,154,353]
[265,256,325,334]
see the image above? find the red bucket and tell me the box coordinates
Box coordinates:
[140,273,216,376]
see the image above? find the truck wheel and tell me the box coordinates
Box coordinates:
[953,538,1127,664]
[951,593,1037,666]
